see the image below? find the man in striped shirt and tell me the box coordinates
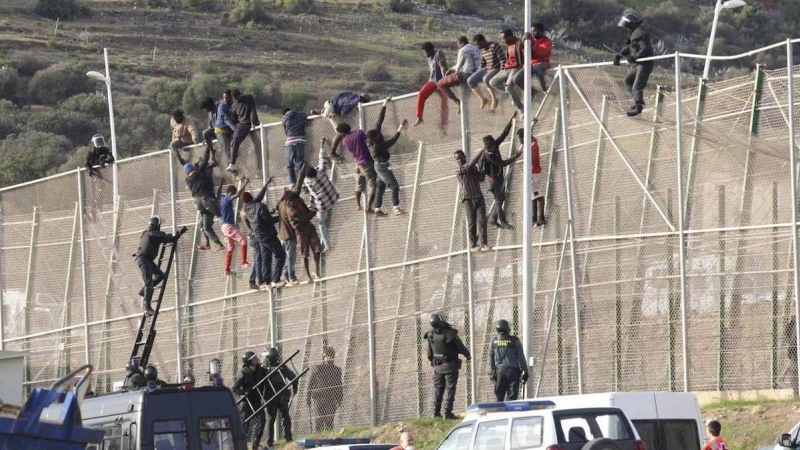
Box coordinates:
[455,148,489,252]
[298,138,340,252]
[468,34,506,111]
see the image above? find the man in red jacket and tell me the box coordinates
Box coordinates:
[517,128,546,227]
[518,23,552,95]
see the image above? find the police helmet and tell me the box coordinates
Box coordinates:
[430,313,444,328]
[496,319,510,334]
[144,365,159,381]
[263,348,280,365]
[148,216,161,231]
[618,13,642,29]
[242,350,258,365]
[91,134,105,147]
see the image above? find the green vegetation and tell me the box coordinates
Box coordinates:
[361,60,393,82]
[34,0,90,20]
[229,0,271,24]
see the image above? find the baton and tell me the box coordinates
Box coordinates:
[602,44,624,57]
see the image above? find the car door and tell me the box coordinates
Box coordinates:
[437,421,476,450]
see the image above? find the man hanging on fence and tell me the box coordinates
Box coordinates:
[282,107,310,185]
[135,216,184,316]
[277,187,301,286]
[366,98,407,217]
[436,36,481,107]
[516,127,547,227]
[613,13,654,117]
[489,319,529,401]
[85,134,114,178]
[330,123,377,214]
[299,138,339,253]
[229,89,261,177]
[232,351,267,449]
[241,180,286,288]
[313,91,372,131]
[489,29,525,110]
[173,144,225,251]
[482,112,522,229]
[425,313,471,419]
[201,95,235,162]
[454,147,489,252]
[262,348,297,447]
[169,109,199,152]
[414,42,449,130]
[306,346,343,432]
[468,34,506,111]
[519,23,552,97]
[217,178,250,276]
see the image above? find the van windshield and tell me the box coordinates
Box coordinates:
[153,419,187,450]
[198,417,235,450]
[555,411,633,443]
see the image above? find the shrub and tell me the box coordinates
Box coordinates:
[361,60,392,82]
[0,67,20,103]
[28,63,93,105]
[229,0,270,24]
[182,73,228,114]
[388,0,414,13]
[182,0,216,10]
[60,93,108,119]
[34,0,90,20]
[142,78,189,114]
[14,56,50,78]
[281,90,310,110]
[27,110,98,145]
[445,0,477,15]
[113,95,171,157]
[276,0,315,13]
[0,131,73,185]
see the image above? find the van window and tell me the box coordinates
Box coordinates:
[437,422,474,450]
[556,412,633,443]
[153,419,188,450]
[661,420,700,450]
[632,420,657,450]
[103,423,123,450]
[510,416,543,449]
[474,419,508,450]
[199,417,235,450]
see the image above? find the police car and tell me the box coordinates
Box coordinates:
[435,400,647,450]
[296,437,397,449]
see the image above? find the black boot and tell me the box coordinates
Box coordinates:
[143,300,155,316]
[627,101,644,117]
[444,412,457,420]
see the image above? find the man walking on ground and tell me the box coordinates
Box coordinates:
[414,42,449,130]
[516,128,546,227]
[330,123,378,213]
[282,107,309,185]
[241,181,286,288]
[518,23,552,96]
[483,113,521,229]
[299,139,339,253]
[306,346,343,432]
[85,134,114,178]
[366,98,407,217]
[614,13,654,117]
[389,431,415,450]
[170,109,199,152]
[489,29,525,110]
[277,189,300,286]
[217,178,250,276]
[425,313,470,419]
[468,34,506,111]
[135,216,183,316]
[436,36,482,107]
[173,145,225,251]
[489,319,529,401]
[229,89,260,177]
[455,148,489,252]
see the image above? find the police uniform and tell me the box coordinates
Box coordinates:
[262,358,297,446]
[489,332,529,401]
[232,361,266,447]
[135,222,176,313]
[425,321,471,417]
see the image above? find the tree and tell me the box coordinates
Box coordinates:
[27,110,98,145]
[0,67,21,104]
[182,73,228,114]
[34,0,90,20]
[60,93,109,120]
[28,63,93,105]
[0,131,73,185]
[142,78,189,114]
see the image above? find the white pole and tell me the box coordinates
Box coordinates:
[521,0,534,398]
[703,0,723,80]
[674,52,690,392]
[104,48,119,213]
[785,39,800,395]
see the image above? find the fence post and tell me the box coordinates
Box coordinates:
[674,52,690,392]
[558,67,583,393]
[785,39,800,393]
[58,203,80,376]
[23,206,39,390]
[717,185,726,391]
[77,170,90,366]
[362,191,377,425]
[0,197,4,351]
[772,182,779,389]
[260,125,268,187]
[169,153,184,381]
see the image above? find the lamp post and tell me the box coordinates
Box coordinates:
[87,48,118,210]
[703,0,746,80]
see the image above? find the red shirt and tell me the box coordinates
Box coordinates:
[504,37,522,70]
[703,437,729,450]
[531,139,541,174]
[531,36,552,69]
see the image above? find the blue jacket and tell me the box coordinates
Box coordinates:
[215,101,237,131]
[282,110,308,138]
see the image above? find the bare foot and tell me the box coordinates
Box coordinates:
[490,99,499,111]
[479,97,488,110]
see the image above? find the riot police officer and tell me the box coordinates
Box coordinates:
[144,365,168,388]
[124,359,147,390]
[232,351,267,449]
[262,348,296,446]
[424,313,471,419]
[135,216,185,316]
[489,319,529,401]
[613,13,655,117]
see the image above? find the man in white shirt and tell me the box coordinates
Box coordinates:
[436,36,481,106]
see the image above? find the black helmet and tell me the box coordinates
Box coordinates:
[430,313,444,328]
[148,216,161,231]
[496,319,510,334]
[242,350,258,365]
[263,348,280,365]
[618,13,642,29]
[144,365,159,381]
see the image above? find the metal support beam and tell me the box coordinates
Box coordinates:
[58,203,80,377]
[23,207,39,390]
[716,186,726,391]
[0,199,3,351]
[674,52,690,392]
[785,39,800,394]
[772,182,779,389]
[99,196,122,391]
[683,79,707,224]
[260,126,268,188]
[168,154,183,381]
[363,192,377,425]
[580,96,608,285]
[558,67,583,393]
[613,197,621,391]
[77,170,90,366]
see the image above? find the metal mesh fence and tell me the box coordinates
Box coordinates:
[1,40,800,433]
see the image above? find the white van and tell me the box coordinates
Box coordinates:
[539,392,705,450]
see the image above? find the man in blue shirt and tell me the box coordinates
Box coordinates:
[217,177,251,275]
[282,108,308,185]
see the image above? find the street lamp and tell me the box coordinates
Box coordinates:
[86,48,118,211]
[703,0,746,80]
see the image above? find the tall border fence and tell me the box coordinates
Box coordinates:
[1,39,800,433]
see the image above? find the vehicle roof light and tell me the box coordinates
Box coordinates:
[296,437,372,448]
[466,400,556,415]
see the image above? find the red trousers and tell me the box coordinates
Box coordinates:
[416,81,449,130]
